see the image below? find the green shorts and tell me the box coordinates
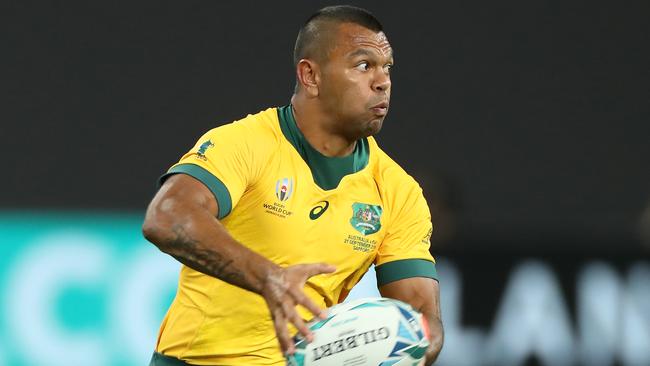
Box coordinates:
[149,352,191,366]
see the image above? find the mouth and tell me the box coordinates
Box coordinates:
[370,101,389,116]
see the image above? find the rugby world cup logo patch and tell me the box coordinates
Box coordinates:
[275,178,294,202]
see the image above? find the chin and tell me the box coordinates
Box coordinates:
[365,119,384,136]
[358,126,382,139]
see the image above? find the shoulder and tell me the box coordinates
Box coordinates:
[368,137,421,192]
[367,137,428,215]
[204,107,282,147]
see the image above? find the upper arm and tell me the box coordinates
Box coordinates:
[373,175,441,318]
[378,277,440,315]
[142,174,220,246]
[375,181,437,287]
[148,173,219,219]
[155,120,267,220]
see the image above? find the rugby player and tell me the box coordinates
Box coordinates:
[143,5,444,365]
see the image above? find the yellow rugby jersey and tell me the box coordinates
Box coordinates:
[155,105,437,365]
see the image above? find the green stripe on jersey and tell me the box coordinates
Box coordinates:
[375,259,438,286]
[277,105,369,190]
[159,163,232,219]
[149,352,191,366]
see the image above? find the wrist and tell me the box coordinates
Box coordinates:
[254,258,283,294]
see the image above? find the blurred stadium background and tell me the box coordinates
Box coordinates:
[2,1,649,365]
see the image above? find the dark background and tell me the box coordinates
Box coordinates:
[3,0,649,251]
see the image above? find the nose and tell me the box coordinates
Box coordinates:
[373,68,391,92]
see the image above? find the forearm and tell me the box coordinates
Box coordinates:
[413,280,443,365]
[422,301,444,365]
[379,277,444,365]
[144,171,335,355]
[143,198,279,294]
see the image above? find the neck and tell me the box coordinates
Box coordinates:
[290,94,356,157]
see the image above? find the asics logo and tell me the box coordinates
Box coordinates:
[309,201,329,220]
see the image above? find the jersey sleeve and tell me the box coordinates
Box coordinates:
[374,183,438,286]
[158,120,264,219]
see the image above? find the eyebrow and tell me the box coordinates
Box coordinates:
[347,48,394,61]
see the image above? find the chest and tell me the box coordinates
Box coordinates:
[223,148,388,270]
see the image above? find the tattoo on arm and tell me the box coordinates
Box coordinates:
[168,224,247,287]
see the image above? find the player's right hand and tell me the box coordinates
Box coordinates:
[261,263,336,355]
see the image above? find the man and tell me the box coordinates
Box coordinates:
[143,5,443,366]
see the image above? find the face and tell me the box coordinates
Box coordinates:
[318,23,393,140]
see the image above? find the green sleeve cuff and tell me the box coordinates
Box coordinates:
[375,259,438,286]
[158,163,232,219]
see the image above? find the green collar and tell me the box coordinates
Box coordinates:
[277,105,369,190]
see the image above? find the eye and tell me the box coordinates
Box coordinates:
[355,61,370,71]
[385,64,394,73]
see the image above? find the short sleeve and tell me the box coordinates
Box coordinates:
[159,121,261,219]
[374,184,437,286]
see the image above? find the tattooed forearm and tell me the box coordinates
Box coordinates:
[168,224,248,289]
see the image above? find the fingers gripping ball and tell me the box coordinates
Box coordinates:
[286,297,429,366]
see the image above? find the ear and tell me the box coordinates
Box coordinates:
[296,59,320,97]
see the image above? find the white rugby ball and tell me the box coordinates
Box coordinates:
[286,297,429,366]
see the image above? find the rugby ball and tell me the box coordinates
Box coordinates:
[286,297,429,366]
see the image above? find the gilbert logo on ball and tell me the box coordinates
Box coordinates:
[286,297,429,366]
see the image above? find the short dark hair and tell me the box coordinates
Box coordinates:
[293,5,383,67]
